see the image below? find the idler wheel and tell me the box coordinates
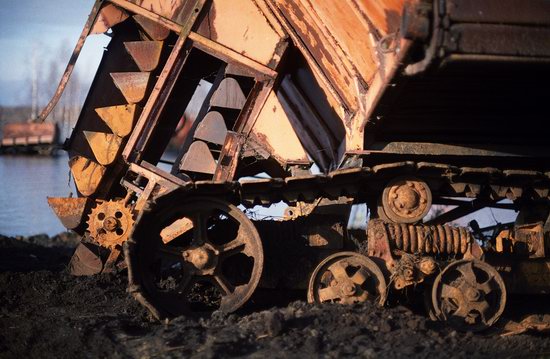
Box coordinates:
[380,176,432,224]
[431,259,506,332]
[128,195,263,318]
[307,252,387,306]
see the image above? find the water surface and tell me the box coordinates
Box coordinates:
[0,155,75,236]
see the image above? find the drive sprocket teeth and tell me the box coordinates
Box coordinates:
[87,200,135,249]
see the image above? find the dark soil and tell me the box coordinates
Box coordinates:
[1,233,549,359]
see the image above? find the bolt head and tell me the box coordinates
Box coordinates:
[419,258,436,275]
[342,283,357,296]
[465,287,481,301]
[103,217,119,232]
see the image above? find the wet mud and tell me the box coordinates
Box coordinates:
[1,233,549,358]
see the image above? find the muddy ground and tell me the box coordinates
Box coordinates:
[0,233,549,359]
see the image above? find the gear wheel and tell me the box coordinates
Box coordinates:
[87,200,135,249]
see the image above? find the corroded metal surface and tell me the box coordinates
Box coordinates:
[83,131,123,166]
[194,111,227,145]
[47,197,92,230]
[431,260,507,332]
[380,176,432,224]
[87,200,135,249]
[43,0,550,330]
[110,72,151,104]
[68,242,105,276]
[69,156,106,196]
[91,3,129,34]
[210,78,246,110]
[124,41,163,71]
[179,141,217,174]
[125,196,264,318]
[95,104,139,138]
[196,0,286,67]
[307,252,387,306]
[133,14,170,40]
[495,223,546,258]
[368,219,475,256]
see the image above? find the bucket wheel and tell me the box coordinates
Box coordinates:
[431,259,506,332]
[307,252,387,306]
[127,196,263,318]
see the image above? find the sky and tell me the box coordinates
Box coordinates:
[0,0,109,106]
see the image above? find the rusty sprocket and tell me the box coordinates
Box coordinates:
[87,200,135,249]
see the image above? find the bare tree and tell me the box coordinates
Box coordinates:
[30,43,43,120]
[33,41,84,138]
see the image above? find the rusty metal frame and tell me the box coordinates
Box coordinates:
[107,0,191,32]
[188,32,277,80]
[348,142,550,159]
[263,0,348,116]
[213,132,245,182]
[171,65,227,175]
[120,0,206,163]
[122,34,192,162]
[121,3,279,165]
[123,161,191,211]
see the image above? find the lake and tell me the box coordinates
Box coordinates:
[0,155,75,236]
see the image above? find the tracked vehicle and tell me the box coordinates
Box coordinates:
[45,0,550,331]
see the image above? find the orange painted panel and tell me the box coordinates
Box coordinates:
[197,0,285,67]
[251,91,309,164]
[272,0,358,110]
[355,0,405,35]
[308,0,379,85]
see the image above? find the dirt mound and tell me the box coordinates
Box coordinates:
[0,233,78,272]
[0,234,549,358]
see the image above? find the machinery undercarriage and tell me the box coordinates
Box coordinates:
[44,0,550,332]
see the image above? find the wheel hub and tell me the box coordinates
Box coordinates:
[103,216,119,232]
[382,177,432,223]
[395,185,420,211]
[184,244,219,273]
[465,287,481,302]
[341,282,357,297]
[308,252,387,306]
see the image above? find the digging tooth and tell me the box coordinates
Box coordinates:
[95,104,139,138]
[124,41,163,72]
[47,197,91,230]
[210,78,247,110]
[83,131,123,166]
[69,156,106,197]
[194,111,227,145]
[180,141,217,175]
[110,72,151,104]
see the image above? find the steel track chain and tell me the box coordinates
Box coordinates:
[174,161,550,207]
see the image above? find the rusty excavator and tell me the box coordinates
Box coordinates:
[44,0,550,332]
